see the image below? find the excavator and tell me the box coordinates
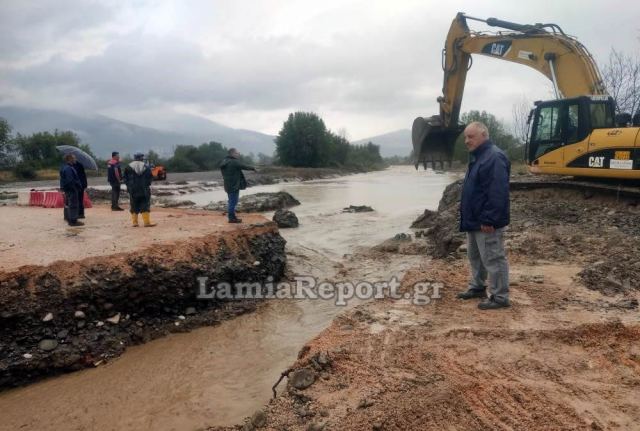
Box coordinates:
[413,13,640,180]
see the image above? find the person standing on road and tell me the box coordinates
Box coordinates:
[124,152,156,227]
[107,151,124,211]
[456,121,511,310]
[73,159,87,219]
[60,153,84,227]
[220,148,256,223]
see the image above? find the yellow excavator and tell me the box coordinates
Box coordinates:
[413,13,640,179]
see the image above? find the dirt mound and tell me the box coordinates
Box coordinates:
[0,226,286,389]
[224,256,640,431]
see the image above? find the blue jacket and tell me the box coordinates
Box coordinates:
[59,163,82,193]
[460,140,510,232]
[107,158,122,184]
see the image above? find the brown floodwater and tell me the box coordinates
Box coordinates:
[0,166,453,430]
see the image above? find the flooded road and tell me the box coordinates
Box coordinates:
[0,166,454,431]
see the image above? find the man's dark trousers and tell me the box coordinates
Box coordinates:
[110,182,121,209]
[227,191,239,221]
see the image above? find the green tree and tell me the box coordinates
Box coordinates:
[0,117,15,168]
[14,129,88,169]
[275,112,332,167]
[194,141,227,170]
[453,111,524,162]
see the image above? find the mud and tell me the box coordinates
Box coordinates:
[214,177,640,431]
[0,212,286,389]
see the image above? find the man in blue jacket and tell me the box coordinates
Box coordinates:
[456,121,511,310]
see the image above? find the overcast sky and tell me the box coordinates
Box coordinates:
[1,0,639,140]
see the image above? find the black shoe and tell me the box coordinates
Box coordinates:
[228,218,242,224]
[478,296,510,310]
[68,221,85,227]
[456,289,487,300]
[112,207,125,211]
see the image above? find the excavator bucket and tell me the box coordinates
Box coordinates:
[412,116,464,170]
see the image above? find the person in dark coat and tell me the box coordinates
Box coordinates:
[60,153,84,226]
[220,148,256,223]
[123,152,155,227]
[456,121,511,310]
[73,160,87,219]
[107,151,124,211]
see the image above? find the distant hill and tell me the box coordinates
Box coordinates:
[0,107,276,159]
[352,129,411,157]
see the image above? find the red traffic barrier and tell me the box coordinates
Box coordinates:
[43,191,65,208]
[29,190,44,207]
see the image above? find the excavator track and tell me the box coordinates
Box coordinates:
[510,176,640,200]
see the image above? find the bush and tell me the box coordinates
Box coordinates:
[14,162,38,179]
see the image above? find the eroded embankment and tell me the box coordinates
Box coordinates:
[0,223,286,389]
[214,179,640,431]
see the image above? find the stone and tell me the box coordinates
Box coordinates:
[96,321,104,327]
[273,209,299,228]
[38,339,58,351]
[204,191,300,213]
[358,398,374,409]
[42,313,54,322]
[342,205,374,213]
[185,307,197,316]
[307,422,326,431]
[251,409,267,428]
[23,353,33,359]
[106,313,121,325]
[289,368,316,390]
[57,329,69,339]
[74,310,86,319]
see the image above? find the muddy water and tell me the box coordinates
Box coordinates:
[0,166,454,431]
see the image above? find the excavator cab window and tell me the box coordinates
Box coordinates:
[529,99,587,161]
[589,102,615,129]
[531,105,562,158]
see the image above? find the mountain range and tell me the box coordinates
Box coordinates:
[0,106,411,159]
[352,129,411,157]
[0,107,276,159]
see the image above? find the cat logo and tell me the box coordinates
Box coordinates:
[588,156,605,167]
[607,129,623,136]
[490,43,505,56]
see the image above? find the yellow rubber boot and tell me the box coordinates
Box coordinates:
[142,212,157,227]
[131,213,139,227]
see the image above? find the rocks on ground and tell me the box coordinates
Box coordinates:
[273,209,299,228]
[204,192,301,213]
[342,205,374,213]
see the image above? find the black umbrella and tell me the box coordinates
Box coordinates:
[56,145,98,171]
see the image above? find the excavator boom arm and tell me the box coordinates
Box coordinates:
[414,12,607,168]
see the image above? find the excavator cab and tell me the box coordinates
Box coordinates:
[527,96,616,166]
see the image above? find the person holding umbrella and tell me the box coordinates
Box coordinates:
[73,159,87,219]
[56,145,97,223]
[59,153,84,226]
